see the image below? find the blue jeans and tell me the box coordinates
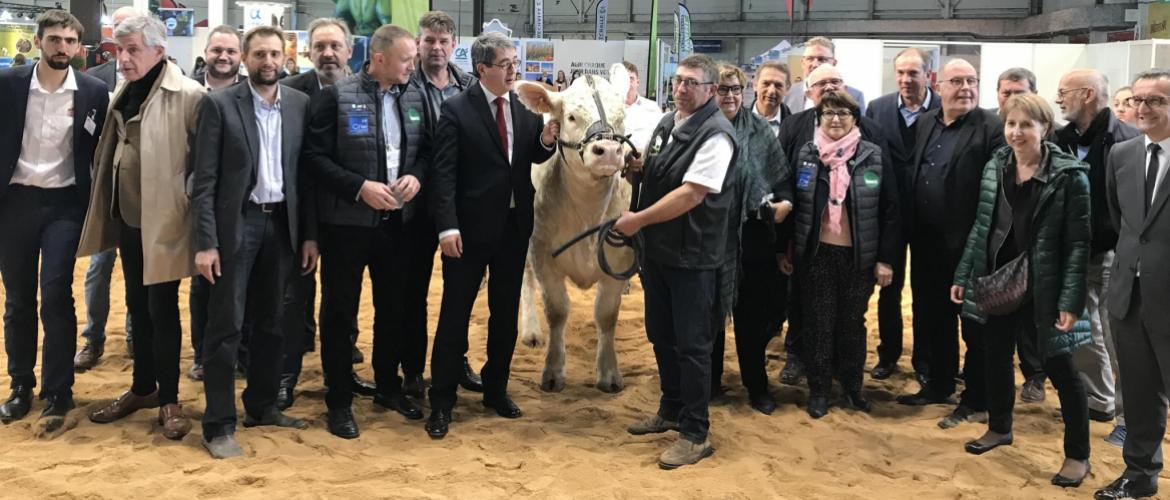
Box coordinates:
[82,248,132,344]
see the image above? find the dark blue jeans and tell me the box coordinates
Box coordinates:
[0,186,84,398]
[81,248,133,344]
[641,258,717,444]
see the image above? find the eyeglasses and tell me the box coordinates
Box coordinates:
[819,110,854,121]
[717,85,743,96]
[803,55,833,65]
[1126,95,1169,109]
[810,78,843,89]
[488,59,521,71]
[672,76,713,89]
[1056,87,1090,99]
[945,77,980,88]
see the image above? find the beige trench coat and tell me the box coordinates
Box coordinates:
[77,61,207,285]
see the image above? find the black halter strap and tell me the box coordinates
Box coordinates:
[556,75,641,162]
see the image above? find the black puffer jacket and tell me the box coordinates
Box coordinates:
[789,139,901,273]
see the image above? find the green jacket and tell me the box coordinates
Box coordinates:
[952,142,1092,358]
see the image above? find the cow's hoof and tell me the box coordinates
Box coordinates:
[540,375,565,392]
[520,332,545,349]
[595,377,624,393]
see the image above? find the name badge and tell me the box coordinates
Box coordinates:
[407,107,421,123]
[796,162,816,190]
[346,110,371,136]
[84,109,97,135]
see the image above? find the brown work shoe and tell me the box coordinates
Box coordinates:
[158,404,191,440]
[627,414,680,435]
[658,436,715,470]
[88,390,160,424]
[73,341,104,372]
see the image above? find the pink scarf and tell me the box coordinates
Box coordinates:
[814,126,862,235]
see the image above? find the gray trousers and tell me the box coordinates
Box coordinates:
[1073,251,1124,424]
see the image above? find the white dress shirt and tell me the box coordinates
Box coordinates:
[12,63,78,188]
[626,95,664,153]
[248,82,284,204]
[668,112,734,194]
[482,82,515,164]
[752,104,783,137]
[382,87,403,183]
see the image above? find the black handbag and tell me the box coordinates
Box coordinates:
[973,252,1030,316]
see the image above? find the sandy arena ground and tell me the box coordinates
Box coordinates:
[0,255,1162,499]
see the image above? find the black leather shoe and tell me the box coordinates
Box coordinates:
[1052,463,1091,488]
[896,390,952,406]
[351,346,364,364]
[844,391,872,412]
[1094,476,1158,499]
[402,373,426,400]
[1089,408,1115,423]
[374,393,423,420]
[327,408,360,439]
[426,409,451,439]
[807,396,829,419]
[0,386,33,424]
[351,372,377,397]
[871,362,897,380]
[244,408,309,429]
[276,376,296,411]
[779,355,805,386]
[748,392,777,415]
[915,371,930,388]
[459,358,484,393]
[483,396,522,419]
[40,394,74,418]
[964,432,1013,455]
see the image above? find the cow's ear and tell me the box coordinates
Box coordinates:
[516,81,561,115]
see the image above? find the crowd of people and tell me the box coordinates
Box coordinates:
[1,6,1169,498]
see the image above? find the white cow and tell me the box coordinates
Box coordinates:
[514,67,636,393]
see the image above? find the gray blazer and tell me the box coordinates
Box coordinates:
[784,80,867,115]
[87,60,117,92]
[1106,135,1170,323]
[190,82,314,259]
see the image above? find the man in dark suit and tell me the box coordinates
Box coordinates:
[782,36,866,115]
[864,47,940,383]
[895,59,1005,431]
[0,10,109,433]
[191,26,314,458]
[192,25,245,92]
[275,17,378,410]
[303,24,439,439]
[1095,69,1170,500]
[775,64,891,386]
[424,31,558,439]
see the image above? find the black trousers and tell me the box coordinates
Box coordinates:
[401,212,439,378]
[190,275,250,370]
[201,206,294,438]
[984,302,1089,460]
[1112,279,1170,482]
[799,244,873,397]
[711,257,784,397]
[1016,319,1046,381]
[910,235,986,410]
[0,186,83,398]
[876,244,929,374]
[428,211,528,412]
[279,271,317,383]
[119,221,183,405]
[642,258,717,444]
[318,215,409,410]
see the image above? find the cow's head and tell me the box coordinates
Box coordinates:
[516,66,631,180]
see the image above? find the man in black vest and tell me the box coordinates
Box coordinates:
[276,17,378,410]
[424,32,557,439]
[1054,69,1139,446]
[302,24,435,439]
[0,10,108,432]
[617,54,737,470]
[896,59,1005,430]
[864,47,940,383]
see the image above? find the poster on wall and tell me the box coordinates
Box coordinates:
[332,0,430,37]
[523,40,554,83]
[348,36,369,75]
[295,31,311,72]
[240,2,289,29]
[0,23,37,68]
[1149,3,1170,39]
[158,8,195,37]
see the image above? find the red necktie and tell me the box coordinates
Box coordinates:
[494,96,509,161]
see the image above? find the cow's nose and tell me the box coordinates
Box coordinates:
[592,144,607,156]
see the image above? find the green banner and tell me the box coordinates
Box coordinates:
[647,0,660,99]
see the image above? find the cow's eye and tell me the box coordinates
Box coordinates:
[567,115,576,122]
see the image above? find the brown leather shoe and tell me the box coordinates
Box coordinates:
[73,341,104,372]
[89,390,160,424]
[158,404,191,440]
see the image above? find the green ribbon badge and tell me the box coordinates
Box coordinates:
[863,170,880,188]
[407,108,421,122]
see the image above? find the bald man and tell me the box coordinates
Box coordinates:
[782,36,867,114]
[896,59,1005,431]
[1054,69,1139,447]
[85,6,140,91]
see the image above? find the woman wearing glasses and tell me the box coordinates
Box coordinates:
[786,92,900,418]
[708,64,793,415]
[950,92,1092,488]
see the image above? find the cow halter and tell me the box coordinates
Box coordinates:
[556,74,641,165]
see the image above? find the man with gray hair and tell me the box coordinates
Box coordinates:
[78,14,207,442]
[1054,69,1138,450]
[616,54,737,469]
[425,31,558,439]
[995,67,1036,112]
[783,36,866,114]
[282,17,351,97]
